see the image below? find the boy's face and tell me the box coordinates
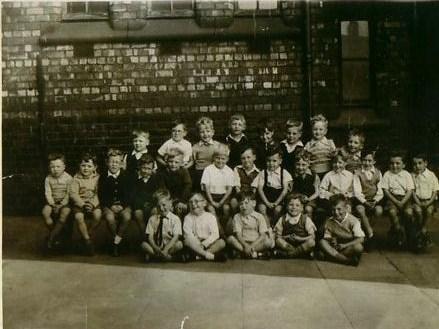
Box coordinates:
[333,157,346,173]
[49,159,65,178]
[266,153,282,172]
[286,126,302,144]
[199,125,214,143]
[133,136,149,152]
[213,153,228,169]
[240,149,256,169]
[172,124,187,142]
[261,128,274,144]
[238,197,256,215]
[348,135,363,153]
[312,121,327,140]
[389,156,404,174]
[333,201,348,221]
[79,160,96,178]
[138,162,154,178]
[287,198,303,217]
[157,197,172,216]
[189,195,206,216]
[167,155,183,172]
[413,157,427,174]
[230,119,245,136]
[295,158,309,175]
[361,154,375,170]
[107,155,122,174]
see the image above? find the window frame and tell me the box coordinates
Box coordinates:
[234,0,280,17]
[146,0,195,19]
[63,1,109,21]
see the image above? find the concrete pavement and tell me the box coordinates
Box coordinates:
[2,215,439,329]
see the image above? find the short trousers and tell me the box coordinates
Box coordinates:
[385,194,412,211]
[72,205,100,215]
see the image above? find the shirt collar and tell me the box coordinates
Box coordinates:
[227,134,246,143]
[334,213,349,225]
[198,139,215,146]
[132,149,148,158]
[138,174,150,183]
[236,164,259,174]
[285,213,301,224]
[414,169,429,178]
[281,139,304,148]
[310,136,328,146]
[268,167,282,175]
[107,170,120,178]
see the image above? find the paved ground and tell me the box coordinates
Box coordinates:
[3,215,439,329]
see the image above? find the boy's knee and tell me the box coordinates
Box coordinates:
[263,235,274,249]
[226,235,237,245]
[353,243,363,254]
[375,206,383,217]
[216,238,226,249]
[388,207,398,217]
[304,238,316,249]
[356,204,366,215]
[404,207,414,217]
[258,204,267,214]
[174,240,184,251]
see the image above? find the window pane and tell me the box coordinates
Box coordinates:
[341,21,369,59]
[238,0,257,10]
[173,0,193,11]
[342,61,370,102]
[259,0,277,10]
[151,0,172,12]
[88,2,109,14]
[67,2,86,14]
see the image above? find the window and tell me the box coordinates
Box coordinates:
[340,20,370,105]
[147,0,194,18]
[235,0,279,16]
[64,2,109,20]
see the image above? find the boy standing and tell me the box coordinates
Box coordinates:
[279,119,304,175]
[380,151,415,248]
[225,114,250,168]
[183,193,226,261]
[42,153,73,249]
[274,193,316,258]
[319,194,365,266]
[157,120,193,169]
[255,118,278,169]
[411,153,438,250]
[98,149,132,256]
[339,129,365,173]
[227,191,273,259]
[124,129,152,177]
[69,152,101,256]
[141,189,183,262]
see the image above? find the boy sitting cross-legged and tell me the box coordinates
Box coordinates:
[274,193,316,259]
[227,191,273,259]
[98,148,132,257]
[319,194,365,266]
[141,189,183,262]
[183,193,227,262]
[69,152,101,256]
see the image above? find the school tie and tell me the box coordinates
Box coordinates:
[155,215,164,247]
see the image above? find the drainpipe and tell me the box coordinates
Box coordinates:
[36,55,47,168]
[303,0,313,135]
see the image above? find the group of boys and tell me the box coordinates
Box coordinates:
[43,114,438,266]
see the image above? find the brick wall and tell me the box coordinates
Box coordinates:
[2,1,416,215]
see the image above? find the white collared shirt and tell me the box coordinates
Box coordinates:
[145,212,182,247]
[107,170,120,179]
[319,169,354,199]
[412,168,439,200]
[380,169,414,196]
[201,163,236,194]
[252,167,293,189]
[353,167,383,203]
[280,140,304,153]
[158,138,193,164]
[131,149,148,160]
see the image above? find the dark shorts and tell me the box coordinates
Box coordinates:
[210,193,231,204]
[72,205,100,215]
[385,194,412,211]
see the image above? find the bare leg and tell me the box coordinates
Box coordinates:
[356,204,373,238]
[42,205,54,227]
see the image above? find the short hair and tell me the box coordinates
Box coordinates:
[106,148,123,158]
[137,153,155,167]
[153,188,171,204]
[80,152,97,165]
[213,143,230,157]
[284,193,306,207]
[229,113,246,130]
[132,129,150,140]
[172,119,187,131]
[333,152,348,163]
[361,147,377,159]
[240,146,256,156]
[330,194,350,207]
[236,191,256,203]
[348,128,365,145]
[285,119,303,130]
[196,116,214,131]
[165,147,184,160]
[412,153,428,162]
[189,192,206,202]
[310,114,328,128]
[389,150,405,162]
[266,147,281,158]
[295,149,311,163]
[48,152,65,164]
[257,117,276,134]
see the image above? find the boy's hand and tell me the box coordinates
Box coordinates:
[337,243,348,251]
[365,201,375,209]
[243,245,253,257]
[52,204,61,214]
[111,205,123,213]
[267,202,276,209]
[83,202,93,212]
[211,201,220,209]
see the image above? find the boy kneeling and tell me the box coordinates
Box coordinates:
[141,189,183,262]
[227,191,273,259]
[274,193,316,259]
[319,194,365,266]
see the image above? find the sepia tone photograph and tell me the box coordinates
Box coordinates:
[2,0,439,328]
